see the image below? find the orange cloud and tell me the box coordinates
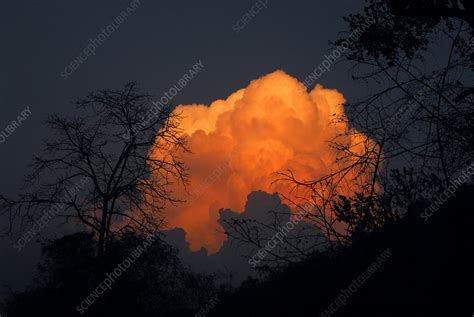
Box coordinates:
[149,70,375,254]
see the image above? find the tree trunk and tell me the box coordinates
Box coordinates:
[97,199,109,259]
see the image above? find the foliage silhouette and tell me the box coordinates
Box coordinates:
[3,233,216,317]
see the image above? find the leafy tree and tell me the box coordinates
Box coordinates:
[277,0,474,242]
[2,232,216,317]
[334,0,474,180]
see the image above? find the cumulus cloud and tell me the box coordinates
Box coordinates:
[151,70,374,253]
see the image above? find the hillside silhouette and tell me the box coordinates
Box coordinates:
[208,185,474,317]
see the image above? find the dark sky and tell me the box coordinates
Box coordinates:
[0,0,366,299]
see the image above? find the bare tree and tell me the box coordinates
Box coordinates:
[271,141,387,248]
[1,82,188,257]
[222,199,328,268]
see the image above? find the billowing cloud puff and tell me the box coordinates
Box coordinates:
[150,70,373,253]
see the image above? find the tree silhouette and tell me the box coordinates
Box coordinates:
[3,232,216,317]
[0,82,188,257]
[273,0,474,245]
[334,0,474,180]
